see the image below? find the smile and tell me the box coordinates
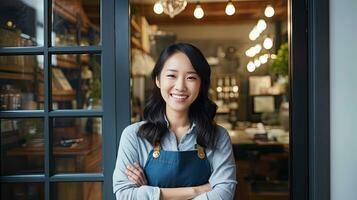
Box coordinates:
[170,94,189,100]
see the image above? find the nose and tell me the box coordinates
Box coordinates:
[174,77,187,91]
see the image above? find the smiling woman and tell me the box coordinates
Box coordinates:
[113,43,237,200]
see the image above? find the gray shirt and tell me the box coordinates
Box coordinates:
[113,121,237,200]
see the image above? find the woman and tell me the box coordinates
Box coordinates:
[113,43,237,199]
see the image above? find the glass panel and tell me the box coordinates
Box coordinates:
[54,182,102,200]
[1,182,44,200]
[51,54,101,110]
[0,118,44,175]
[52,0,100,46]
[0,55,44,110]
[53,117,102,173]
[0,0,44,47]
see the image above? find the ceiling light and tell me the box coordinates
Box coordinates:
[161,0,188,18]
[254,58,261,67]
[256,19,267,32]
[194,3,204,19]
[249,27,260,41]
[259,54,269,64]
[153,1,164,14]
[247,61,256,72]
[225,1,235,16]
[263,37,273,49]
[264,5,275,18]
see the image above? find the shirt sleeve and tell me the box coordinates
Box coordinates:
[193,127,237,200]
[112,124,161,200]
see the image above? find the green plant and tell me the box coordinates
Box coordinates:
[271,42,289,77]
[88,57,101,105]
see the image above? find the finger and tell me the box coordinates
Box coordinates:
[127,173,142,186]
[127,167,146,186]
[127,170,144,186]
[127,165,146,184]
[133,163,147,184]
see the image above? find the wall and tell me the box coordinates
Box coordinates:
[330,0,357,200]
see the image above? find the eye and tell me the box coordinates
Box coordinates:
[187,76,197,80]
[166,74,176,78]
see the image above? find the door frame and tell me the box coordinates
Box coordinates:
[113,0,331,200]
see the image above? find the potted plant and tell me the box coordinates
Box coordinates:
[270,42,289,131]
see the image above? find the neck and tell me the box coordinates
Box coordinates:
[165,109,190,130]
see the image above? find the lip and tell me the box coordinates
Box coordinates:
[170,93,189,101]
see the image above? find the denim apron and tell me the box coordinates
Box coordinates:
[144,142,211,188]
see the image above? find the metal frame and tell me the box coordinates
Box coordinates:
[289,0,309,199]
[307,0,330,199]
[0,0,117,199]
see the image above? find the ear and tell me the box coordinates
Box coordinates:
[155,76,160,88]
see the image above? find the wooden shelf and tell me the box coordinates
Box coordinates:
[54,56,78,69]
[0,65,35,73]
[0,71,33,81]
[38,90,76,102]
[131,37,142,49]
[131,17,141,34]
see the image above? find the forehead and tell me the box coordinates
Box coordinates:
[162,52,196,72]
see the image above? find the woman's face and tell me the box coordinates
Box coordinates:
[156,52,201,115]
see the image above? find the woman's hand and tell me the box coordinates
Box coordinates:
[126,162,148,186]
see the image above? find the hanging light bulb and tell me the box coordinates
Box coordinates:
[153,1,164,14]
[249,27,260,41]
[254,58,261,67]
[225,0,235,16]
[256,19,267,32]
[264,5,275,17]
[259,54,269,64]
[263,37,273,49]
[247,61,256,72]
[194,3,204,19]
[254,44,262,54]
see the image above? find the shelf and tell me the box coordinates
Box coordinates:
[0,71,33,81]
[131,17,141,34]
[53,1,99,33]
[54,56,78,69]
[38,90,76,102]
[0,65,35,73]
[131,37,142,49]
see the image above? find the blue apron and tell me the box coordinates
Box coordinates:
[144,142,211,188]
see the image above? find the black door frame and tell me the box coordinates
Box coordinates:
[112,0,331,200]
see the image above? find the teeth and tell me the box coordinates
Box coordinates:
[171,94,188,99]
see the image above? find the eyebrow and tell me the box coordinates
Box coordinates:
[166,69,198,74]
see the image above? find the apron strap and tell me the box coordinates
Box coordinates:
[153,142,161,159]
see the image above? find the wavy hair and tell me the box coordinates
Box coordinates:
[137,43,218,149]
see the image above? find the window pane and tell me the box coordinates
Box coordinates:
[51,54,101,110]
[0,55,44,110]
[53,117,102,173]
[54,182,102,200]
[1,182,44,200]
[0,0,44,47]
[52,0,100,46]
[1,118,44,175]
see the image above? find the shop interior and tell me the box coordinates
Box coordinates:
[129,0,289,199]
[0,0,289,199]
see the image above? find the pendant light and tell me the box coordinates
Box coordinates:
[263,37,273,49]
[153,1,164,14]
[264,5,275,17]
[194,2,204,19]
[225,0,235,16]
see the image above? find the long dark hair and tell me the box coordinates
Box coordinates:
[137,43,218,149]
